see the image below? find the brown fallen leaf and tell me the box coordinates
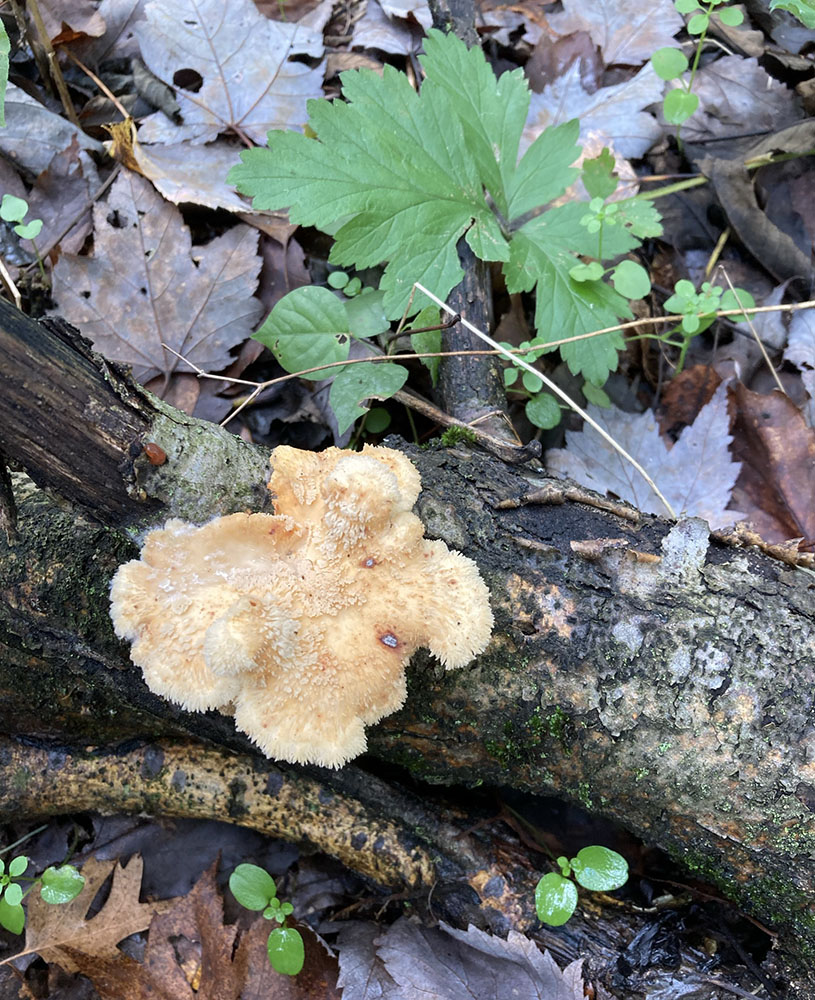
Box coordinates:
[65,860,340,1000]
[51,169,263,385]
[4,855,171,974]
[658,365,721,438]
[729,383,815,548]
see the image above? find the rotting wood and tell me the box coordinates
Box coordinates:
[0,304,814,994]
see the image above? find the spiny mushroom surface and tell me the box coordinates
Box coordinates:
[110,445,493,767]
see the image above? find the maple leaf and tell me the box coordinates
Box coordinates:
[135,0,329,145]
[15,855,170,973]
[51,170,263,383]
[553,0,683,66]
[547,381,744,527]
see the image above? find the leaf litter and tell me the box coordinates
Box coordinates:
[4,0,815,993]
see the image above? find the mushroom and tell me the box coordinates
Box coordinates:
[110,445,493,767]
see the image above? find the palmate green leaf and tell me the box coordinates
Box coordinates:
[230,36,511,319]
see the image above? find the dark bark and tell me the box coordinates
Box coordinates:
[1,306,815,993]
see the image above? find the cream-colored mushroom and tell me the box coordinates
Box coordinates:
[110,445,493,768]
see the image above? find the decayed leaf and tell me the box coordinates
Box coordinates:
[23,136,100,256]
[729,383,815,547]
[51,170,263,383]
[785,307,815,371]
[374,917,586,1000]
[19,856,170,974]
[336,922,404,999]
[547,381,743,528]
[552,0,683,66]
[677,56,803,143]
[0,84,104,176]
[352,1,421,55]
[523,61,664,159]
[37,0,106,41]
[68,862,340,1000]
[135,0,329,145]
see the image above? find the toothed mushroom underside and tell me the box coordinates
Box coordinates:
[110,445,493,768]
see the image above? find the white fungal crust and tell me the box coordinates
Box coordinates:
[109,445,493,767]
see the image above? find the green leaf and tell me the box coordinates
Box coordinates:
[408,306,442,385]
[420,28,531,217]
[651,47,689,80]
[254,287,351,379]
[581,148,618,200]
[525,392,561,429]
[720,287,756,320]
[4,883,22,907]
[571,846,629,892]
[614,198,663,240]
[506,119,580,222]
[570,261,605,282]
[15,218,42,240]
[687,11,710,32]
[329,361,408,433]
[0,897,24,934]
[611,260,651,299]
[343,288,389,338]
[663,88,699,124]
[229,31,512,319]
[521,369,543,393]
[505,208,632,384]
[0,194,27,224]
[229,864,277,911]
[8,856,28,878]
[327,270,349,289]
[267,926,305,976]
[583,381,611,407]
[504,366,519,387]
[534,873,578,926]
[675,0,701,10]
[40,865,85,904]
[718,5,744,23]
[344,276,362,295]
[364,407,391,433]
[0,19,10,128]
[769,0,815,27]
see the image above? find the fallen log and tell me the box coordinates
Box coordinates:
[0,300,813,993]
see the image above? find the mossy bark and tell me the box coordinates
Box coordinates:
[1,306,814,993]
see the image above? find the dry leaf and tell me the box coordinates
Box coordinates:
[18,855,170,974]
[658,366,722,437]
[678,56,803,143]
[67,862,340,1000]
[547,381,743,527]
[523,61,663,159]
[51,170,263,384]
[135,0,329,145]
[551,0,683,66]
[785,308,815,371]
[0,84,104,176]
[729,383,815,547]
[23,136,100,257]
[37,0,106,42]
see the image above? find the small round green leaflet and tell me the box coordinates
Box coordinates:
[329,361,408,434]
[521,370,543,393]
[4,883,22,907]
[15,219,42,240]
[535,872,578,926]
[687,11,710,33]
[364,407,391,433]
[651,46,689,80]
[611,260,651,300]
[0,897,24,934]
[8,856,28,878]
[583,382,611,408]
[663,88,699,125]
[569,261,605,282]
[267,925,305,975]
[0,194,28,224]
[525,392,561,429]
[40,865,85,904]
[570,846,629,892]
[229,863,277,911]
[327,270,349,289]
[718,6,744,24]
